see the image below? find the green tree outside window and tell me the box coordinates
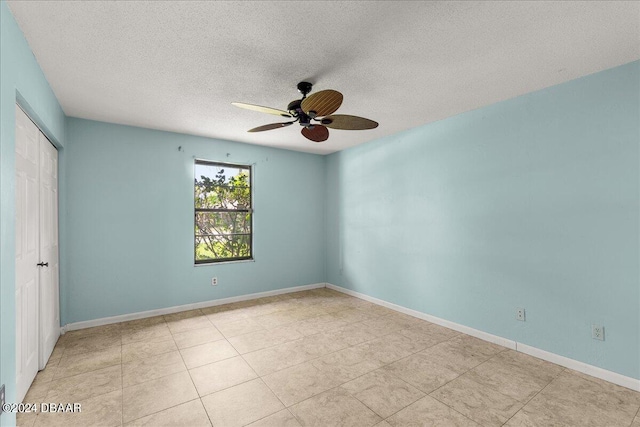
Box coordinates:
[194,161,252,263]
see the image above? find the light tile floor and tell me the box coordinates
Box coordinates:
[16,288,640,427]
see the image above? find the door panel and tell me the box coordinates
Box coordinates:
[39,133,60,367]
[15,105,60,399]
[15,105,40,403]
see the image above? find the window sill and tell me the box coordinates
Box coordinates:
[194,258,255,267]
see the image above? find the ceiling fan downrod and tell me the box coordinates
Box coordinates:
[291,81,315,128]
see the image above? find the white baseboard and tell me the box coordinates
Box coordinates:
[326,283,640,392]
[62,281,639,392]
[63,283,325,332]
[325,283,515,350]
[516,343,640,392]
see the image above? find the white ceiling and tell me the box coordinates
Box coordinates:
[8,1,640,155]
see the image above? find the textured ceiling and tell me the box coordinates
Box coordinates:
[7,1,640,155]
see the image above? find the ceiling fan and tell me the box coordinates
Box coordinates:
[232,82,378,143]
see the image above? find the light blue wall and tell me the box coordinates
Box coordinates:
[62,118,325,324]
[325,61,640,380]
[0,2,66,425]
[3,3,639,417]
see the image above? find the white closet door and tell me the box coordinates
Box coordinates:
[15,105,40,403]
[39,132,60,368]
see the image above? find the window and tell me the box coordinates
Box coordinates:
[194,160,252,264]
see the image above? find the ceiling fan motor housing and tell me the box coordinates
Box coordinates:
[299,113,311,126]
[287,99,301,112]
[287,94,313,125]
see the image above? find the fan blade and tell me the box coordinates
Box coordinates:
[301,125,329,142]
[301,90,343,117]
[321,114,378,130]
[232,102,292,118]
[248,122,294,132]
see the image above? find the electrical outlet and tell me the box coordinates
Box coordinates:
[592,324,604,341]
[211,277,218,286]
[516,308,526,321]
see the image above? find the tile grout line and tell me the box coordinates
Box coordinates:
[227,304,401,423]
[42,370,122,412]
[327,385,384,425]
[283,408,302,427]
[174,294,432,420]
[22,294,382,426]
[124,398,204,426]
[232,300,297,425]
[127,316,202,420]
[374,341,495,423]
[27,289,634,427]
[499,367,568,426]
[227,312,368,356]
[428,374,516,426]
[237,319,381,377]
[117,311,226,425]
[325,333,480,424]
[248,315,461,412]
[425,347,510,397]
[253,305,402,404]
[49,349,122,382]
[33,342,66,425]
[273,324,464,411]
[424,347,564,426]
[629,407,640,427]
[212,294,346,425]
[382,393,478,427]
[276,325,502,424]
[120,335,123,427]
[169,309,216,427]
[54,342,121,361]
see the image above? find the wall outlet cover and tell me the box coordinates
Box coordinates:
[211,277,218,286]
[592,324,605,341]
[516,308,526,321]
